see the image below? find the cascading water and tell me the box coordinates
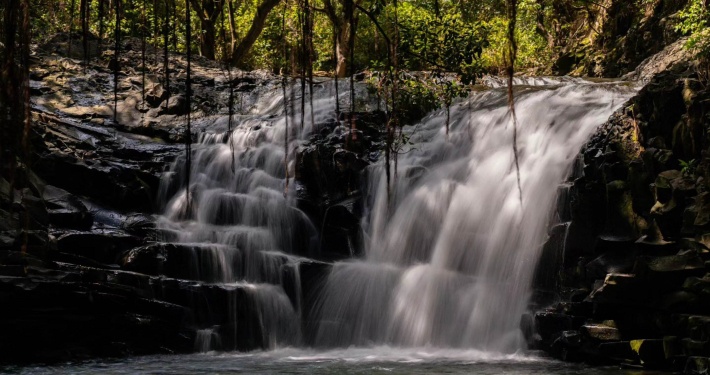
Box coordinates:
[157,81,334,349]
[157,73,637,354]
[314,78,637,352]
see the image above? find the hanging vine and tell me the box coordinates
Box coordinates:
[98,0,105,42]
[299,0,306,130]
[68,0,76,57]
[218,5,236,172]
[306,0,315,130]
[506,0,522,206]
[184,0,193,213]
[347,0,356,142]
[281,4,290,197]
[385,0,400,201]
[333,24,340,118]
[80,0,90,67]
[163,0,170,111]
[141,0,147,126]
[113,0,121,123]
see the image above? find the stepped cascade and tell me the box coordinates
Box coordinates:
[156,77,637,352]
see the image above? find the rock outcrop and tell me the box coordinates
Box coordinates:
[532,60,710,372]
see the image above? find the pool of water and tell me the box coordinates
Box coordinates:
[1,347,652,375]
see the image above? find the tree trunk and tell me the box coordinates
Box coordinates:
[227,0,238,58]
[323,0,358,78]
[20,0,30,156]
[98,0,105,40]
[231,0,281,66]
[189,0,226,60]
[80,0,89,64]
[335,25,349,78]
[201,21,216,58]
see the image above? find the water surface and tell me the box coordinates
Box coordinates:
[2,348,652,375]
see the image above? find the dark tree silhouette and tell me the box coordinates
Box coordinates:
[231,0,281,66]
[189,0,226,60]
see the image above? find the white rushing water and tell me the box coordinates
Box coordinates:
[157,75,637,353]
[156,79,374,349]
[314,79,637,351]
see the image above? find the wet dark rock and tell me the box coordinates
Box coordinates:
[633,252,707,290]
[43,185,93,230]
[599,341,637,362]
[56,230,142,266]
[534,223,568,290]
[658,290,702,313]
[533,58,710,369]
[34,153,160,212]
[296,112,385,209]
[535,311,587,345]
[630,339,667,368]
[549,330,585,362]
[12,230,53,258]
[319,199,364,260]
[587,273,647,305]
[585,252,637,283]
[0,272,194,364]
[121,213,156,237]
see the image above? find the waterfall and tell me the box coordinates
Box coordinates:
[157,74,637,353]
[156,78,376,349]
[314,79,637,351]
[156,81,321,349]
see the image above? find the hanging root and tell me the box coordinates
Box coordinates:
[506,0,523,207]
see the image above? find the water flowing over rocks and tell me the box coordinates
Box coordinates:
[1,35,383,364]
[4,30,710,375]
[531,61,710,372]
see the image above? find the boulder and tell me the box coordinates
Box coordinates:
[535,311,587,344]
[599,341,637,362]
[588,273,647,305]
[585,252,637,283]
[43,185,93,230]
[158,95,188,116]
[145,83,169,107]
[549,330,584,362]
[582,323,622,342]
[320,199,364,260]
[633,252,707,289]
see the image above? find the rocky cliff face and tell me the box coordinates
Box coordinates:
[532,60,710,373]
[551,0,689,78]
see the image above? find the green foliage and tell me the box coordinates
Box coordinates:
[367,70,470,128]
[480,0,554,72]
[394,3,488,83]
[680,159,698,176]
[368,71,438,126]
[676,0,710,58]
[26,0,557,75]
